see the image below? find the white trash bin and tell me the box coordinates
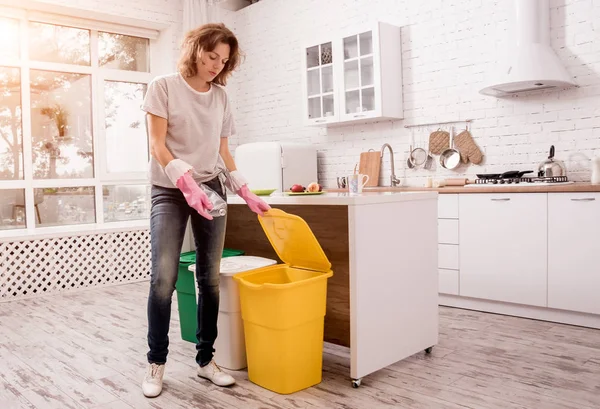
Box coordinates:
[189,255,277,370]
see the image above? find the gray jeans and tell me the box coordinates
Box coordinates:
[146,176,227,366]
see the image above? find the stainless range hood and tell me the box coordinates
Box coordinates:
[479,0,576,97]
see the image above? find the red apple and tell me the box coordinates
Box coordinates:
[290,184,304,192]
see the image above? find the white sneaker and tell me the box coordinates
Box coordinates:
[142,363,165,398]
[197,360,235,386]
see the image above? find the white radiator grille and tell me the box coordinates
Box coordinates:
[0,230,151,301]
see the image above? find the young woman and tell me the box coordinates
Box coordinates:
[140,23,270,398]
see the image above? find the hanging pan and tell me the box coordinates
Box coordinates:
[440,126,461,170]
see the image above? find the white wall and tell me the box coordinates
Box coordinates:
[228,0,600,187]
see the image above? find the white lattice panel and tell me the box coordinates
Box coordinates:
[0,230,151,301]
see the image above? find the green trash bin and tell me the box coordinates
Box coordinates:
[176,248,244,343]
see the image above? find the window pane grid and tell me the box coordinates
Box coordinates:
[0,15,151,233]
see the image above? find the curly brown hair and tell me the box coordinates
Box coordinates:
[177,23,243,86]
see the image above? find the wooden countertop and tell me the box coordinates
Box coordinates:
[326,182,600,194]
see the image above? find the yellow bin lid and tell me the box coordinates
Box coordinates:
[258,208,331,273]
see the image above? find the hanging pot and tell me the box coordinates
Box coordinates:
[439,127,461,170]
[537,145,567,177]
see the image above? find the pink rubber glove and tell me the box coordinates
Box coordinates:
[176,172,214,220]
[237,185,271,216]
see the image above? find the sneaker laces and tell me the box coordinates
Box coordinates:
[148,363,162,379]
[207,360,222,374]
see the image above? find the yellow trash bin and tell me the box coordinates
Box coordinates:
[233,208,333,394]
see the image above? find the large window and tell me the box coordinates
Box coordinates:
[0,10,155,233]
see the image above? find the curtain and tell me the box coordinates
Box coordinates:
[182,0,222,33]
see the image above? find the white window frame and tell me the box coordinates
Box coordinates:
[0,4,165,240]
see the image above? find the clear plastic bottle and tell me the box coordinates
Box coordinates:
[199,183,227,217]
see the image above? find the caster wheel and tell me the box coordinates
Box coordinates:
[425,347,433,354]
[352,378,362,388]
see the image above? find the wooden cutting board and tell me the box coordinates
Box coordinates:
[358,150,381,187]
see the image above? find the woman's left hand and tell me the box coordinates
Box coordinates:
[237,185,271,216]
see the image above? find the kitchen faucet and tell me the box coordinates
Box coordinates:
[380,143,401,187]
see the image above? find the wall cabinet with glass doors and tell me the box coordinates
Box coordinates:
[301,22,403,126]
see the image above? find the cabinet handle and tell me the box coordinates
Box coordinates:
[315,119,326,123]
[571,197,596,201]
[353,114,366,118]
[491,198,511,201]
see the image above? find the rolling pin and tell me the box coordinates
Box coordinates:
[438,178,470,187]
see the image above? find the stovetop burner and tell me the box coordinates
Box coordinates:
[472,170,569,185]
[473,175,569,185]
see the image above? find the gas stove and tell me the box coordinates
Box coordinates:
[466,170,573,187]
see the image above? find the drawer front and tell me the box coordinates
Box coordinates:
[438,219,459,244]
[439,244,459,270]
[439,269,459,295]
[438,194,458,219]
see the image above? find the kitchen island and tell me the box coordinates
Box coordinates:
[224,191,439,387]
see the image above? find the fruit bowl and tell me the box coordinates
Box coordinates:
[251,188,276,196]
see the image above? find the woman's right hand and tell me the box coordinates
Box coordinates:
[176,172,214,220]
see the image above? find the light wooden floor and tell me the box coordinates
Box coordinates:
[1,282,600,409]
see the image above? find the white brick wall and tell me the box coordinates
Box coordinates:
[226,0,600,187]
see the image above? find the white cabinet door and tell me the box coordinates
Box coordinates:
[301,40,340,126]
[339,26,381,122]
[548,193,600,315]
[459,193,548,306]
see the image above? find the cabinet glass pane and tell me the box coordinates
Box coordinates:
[34,186,96,227]
[0,17,20,60]
[103,184,150,222]
[362,87,375,111]
[344,60,359,90]
[29,22,90,66]
[306,46,319,68]
[307,69,319,97]
[0,67,23,180]
[104,81,148,173]
[320,42,332,65]
[30,70,93,179]
[321,65,333,93]
[359,31,373,55]
[360,57,374,87]
[343,35,358,60]
[0,189,26,230]
[323,95,334,117]
[345,90,360,114]
[308,97,321,119]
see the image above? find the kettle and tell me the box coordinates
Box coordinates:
[537,145,567,177]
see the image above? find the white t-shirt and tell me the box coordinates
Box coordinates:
[142,72,236,188]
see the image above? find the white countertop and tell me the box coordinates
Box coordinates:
[227,190,438,206]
